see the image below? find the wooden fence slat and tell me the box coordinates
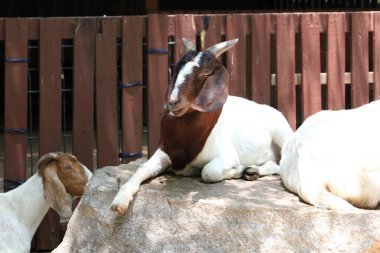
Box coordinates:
[326,13,346,110]
[301,13,321,120]
[374,13,380,100]
[201,15,224,50]
[147,14,168,156]
[73,19,96,168]
[351,12,370,108]
[121,16,144,164]
[4,18,28,190]
[251,14,271,105]
[226,14,248,97]
[276,14,296,130]
[174,14,196,63]
[33,18,63,251]
[95,19,119,168]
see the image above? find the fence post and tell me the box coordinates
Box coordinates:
[147,14,168,156]
[4,18,28,191]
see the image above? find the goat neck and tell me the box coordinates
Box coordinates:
[4,174,50,237]
[160,108,222,171]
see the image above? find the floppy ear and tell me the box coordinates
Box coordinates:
[42,166,73,218]
[37,154,72,218]
[191,65,229,112]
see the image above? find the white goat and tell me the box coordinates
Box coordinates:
[0,152,92,253]
[280,100,380,210]
[111,38,293,214]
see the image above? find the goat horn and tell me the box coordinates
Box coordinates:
[206,38,239,58]
[182,38,196,52]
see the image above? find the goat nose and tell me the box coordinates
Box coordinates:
[169,97,181,107]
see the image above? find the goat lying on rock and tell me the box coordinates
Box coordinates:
[0,152,92,253]
[280,100,380,210]
[111,38,293,214]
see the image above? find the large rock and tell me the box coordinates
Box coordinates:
[53,159,380,253]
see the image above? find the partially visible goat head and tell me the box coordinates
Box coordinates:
[166,38,238,117]
[36,152,92,217]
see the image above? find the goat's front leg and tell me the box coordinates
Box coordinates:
[111,148,171,214]
[201,157,246,183]
[243,160,280,181]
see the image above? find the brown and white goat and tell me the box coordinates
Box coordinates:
[111,38,293,214]
[0,152,92,253]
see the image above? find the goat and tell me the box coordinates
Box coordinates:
[0,152,92,253]
[279,100,380,210]
[111,38,293,214]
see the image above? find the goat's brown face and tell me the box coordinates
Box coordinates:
[37,152,92,217]
[166,38,238,117]
[55,154,89,196]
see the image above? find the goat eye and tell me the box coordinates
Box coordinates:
[63,165,72,171]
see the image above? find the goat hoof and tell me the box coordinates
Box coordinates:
[243,167,260,181]
[110,202,128,214]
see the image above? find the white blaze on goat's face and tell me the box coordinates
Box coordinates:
[170,55,201,103]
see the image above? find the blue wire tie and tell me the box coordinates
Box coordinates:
[2,128,28,135]
[147,48,168,54]
[5,58,29,63]
[119,152,143,158]
[4,179,25,191]
[118,81,144,88]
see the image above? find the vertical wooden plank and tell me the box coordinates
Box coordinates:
[96,19,118,168]
[121,16,144,164]
[226,14,248,97]
[374,13,380,100]
[251,14,271,105]
[351,12,370,108]
[327,13,346,110]
[301,13,321,120]
[201,15,224,50]
[174,14,196,63]
[4,18,28,190]
[33,18,62,251]
[147,14,168,156]
[276,14,296,130]
[73,19,96,168]
[39,19,62,156]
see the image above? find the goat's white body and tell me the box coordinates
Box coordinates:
[112,96,293,212]
[0,174,50,253]
[279,100,380,210]
[180,96,292,180]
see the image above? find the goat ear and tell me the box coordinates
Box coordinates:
[182,37,196,52]
[206,38,239,58]
[41,164,73,218]
[192,66,228,112]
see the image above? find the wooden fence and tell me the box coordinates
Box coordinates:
[0,12,379,250]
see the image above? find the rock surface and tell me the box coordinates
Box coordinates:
[53,159,380,253]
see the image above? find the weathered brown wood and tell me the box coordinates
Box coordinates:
[326,13,346,110]
[4,18,28,190]
[33,18,63,251]
[201,15,224,50]
[301,13,321,120]
[251,14,271,105]
[95,19,119,168]
[174,14,196,63]
[147,14,168,156]
[351,12,370,108]
[121,16,144,163]
[226,14,248,97]
[276,14,296,130]
[374,13,380,101]
[72,19,96,168]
